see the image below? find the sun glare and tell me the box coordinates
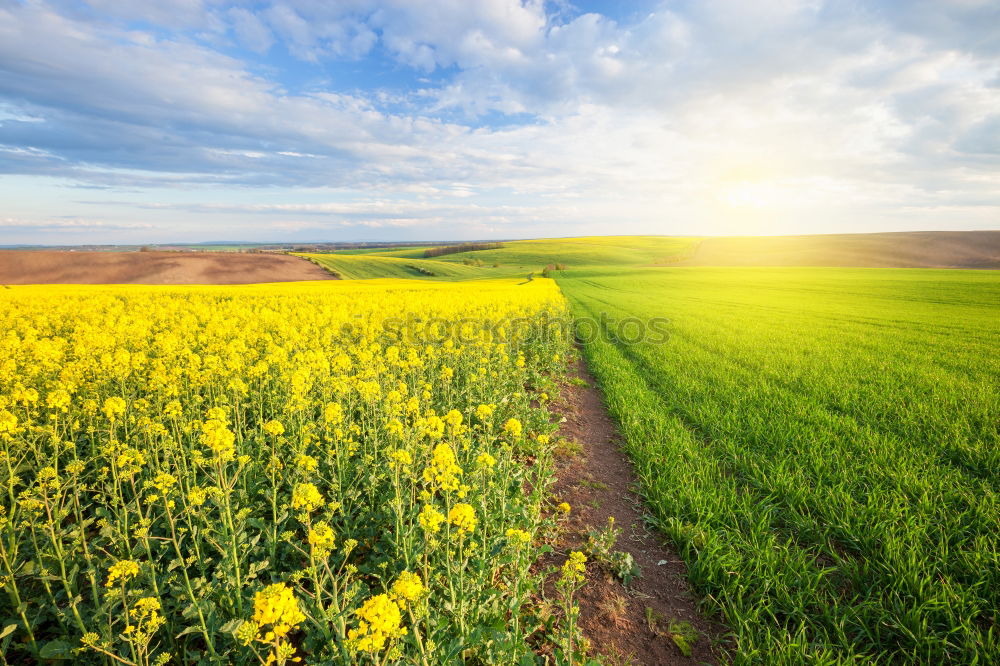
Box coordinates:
[722,180,779,209]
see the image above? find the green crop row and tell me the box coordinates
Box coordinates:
[559,266,1000,664]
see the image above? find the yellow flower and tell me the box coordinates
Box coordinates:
[418,505,445,533]
[292,483,324,512]
[205,406,228,421]
[0,410,16,439]
[475,452,497,469]
[187,487,207,507]
[347,593,405,654]
[323,402,344,426]
[503,418,522,438]
[262,420,285,437]
[388,449,412,467]
[295,454,318,474]
[557,502,571,515]
[391,571,425,602]
[102,396,126,420]
[46,388,72,412]
[106,559,140,588]
[200,418,236,459]
[308,521,336,557]
[443,409,463,432]
[560,551,587,585]
[115,448,146,475]
[150,472,177,493]
[474,404,495,421]
[252,583,305,640]
[37,466,61,491]
[422,415,445,440]
[422,443,462,493]
[385,418,404,438]
[506,528,532,545]
[125,597,165,642]
[235,620,260,646]
[448,503,477,536]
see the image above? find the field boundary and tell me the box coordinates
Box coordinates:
[548,353,726,664]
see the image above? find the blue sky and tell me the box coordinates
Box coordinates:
[0,0,998,244]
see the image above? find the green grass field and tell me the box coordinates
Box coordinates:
[298,236,697,280]
[297,253,514,280]
[559,266,1000,663]
[295,237,1000,662]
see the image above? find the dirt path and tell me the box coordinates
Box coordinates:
[551,355,726,665]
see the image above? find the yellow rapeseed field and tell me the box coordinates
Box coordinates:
[0,278,574,664]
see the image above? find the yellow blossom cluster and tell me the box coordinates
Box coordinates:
[0,278,569,664]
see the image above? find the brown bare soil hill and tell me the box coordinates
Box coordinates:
[669,231,1000,269]
[0,251,336,284]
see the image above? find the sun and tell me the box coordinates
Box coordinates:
[721,180,779,209]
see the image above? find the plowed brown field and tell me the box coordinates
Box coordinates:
[0,251,335,284]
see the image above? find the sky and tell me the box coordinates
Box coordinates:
[0,0,998,244]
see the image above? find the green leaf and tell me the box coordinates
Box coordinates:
[0,624,17,640]
[671,633,692,657]
[218,619,242,634]
[39,639,73,659]
[175,625,202,639]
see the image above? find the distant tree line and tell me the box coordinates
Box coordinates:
[423,242,504,258]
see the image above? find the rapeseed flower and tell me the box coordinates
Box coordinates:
[560,551,587,585]
[503,418,523,438]
[449,503,477,536]
[252,583,305,641]
[262,420,285,437]
[0,410,16,439]
[102,396,126,420]
[391,571,426,602]
[308,521,336,557]
[106,560,140,588]
[506,529,532,545]
[124,597,165,643]
[423,443,462,492]
[295,454,318,474]
[292,483,324,512]
[418,505,445,533]
[388,449,412,467]
[46,388,71,412]
[200,418,236,459]
[348,593,406,654]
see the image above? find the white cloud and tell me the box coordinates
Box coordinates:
[1,0,999,242]
[0,217,155,230]
[228,7,274,54]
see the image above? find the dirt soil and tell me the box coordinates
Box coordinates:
[549,356,726,665]
[0,251,335,284]
[667,230,1000,269]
